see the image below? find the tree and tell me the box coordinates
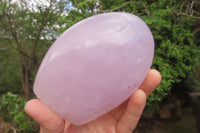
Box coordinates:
[0,0,69,99]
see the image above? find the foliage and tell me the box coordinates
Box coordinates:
[0,43,22,94]
[142,1,199,110]
[0,92,39,132]
[99,0,200,110]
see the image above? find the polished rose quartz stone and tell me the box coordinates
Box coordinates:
[33,12,154,125]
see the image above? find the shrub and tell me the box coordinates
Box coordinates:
[142,9,199,111]
[0,92,39,132]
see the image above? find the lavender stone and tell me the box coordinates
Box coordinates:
[33,12,154,125]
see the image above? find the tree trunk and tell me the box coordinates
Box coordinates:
[21,66,32,100]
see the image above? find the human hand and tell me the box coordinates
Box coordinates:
[25,69,161,133]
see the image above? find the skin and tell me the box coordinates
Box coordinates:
[25,69,161,133]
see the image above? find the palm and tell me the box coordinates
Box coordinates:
[64,101,128,133]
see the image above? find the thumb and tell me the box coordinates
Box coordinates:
[24,99,65,133]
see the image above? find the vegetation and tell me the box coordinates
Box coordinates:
[0,0,199,132]
[0,0,68,99]
[0,92,39,132]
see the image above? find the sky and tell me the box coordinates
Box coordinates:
[10,0,51,7]
[9,0,72,12]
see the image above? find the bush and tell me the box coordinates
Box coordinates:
[0,92,39,132]
[142,8,199,111]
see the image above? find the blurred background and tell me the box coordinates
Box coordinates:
[0,0,199,132]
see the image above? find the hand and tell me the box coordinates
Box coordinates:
[25,69,161,133]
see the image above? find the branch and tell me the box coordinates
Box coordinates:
[34,25,43,46]
[171,9,200,20]
[14,46,31,59]
[103,1,151,16]
[186,1,190,14]
[194,10,200,16]
[104,1,136,12]
[11,126,17,133]
[141,2,151,16]
[0,47,9,51]
[169,42,177,49]
[180,0,187,12]
[193,28,200,34]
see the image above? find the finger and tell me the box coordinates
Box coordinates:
[116,89,146,133]
[110,69,161,122]
[109,99,128,122]
[140,69,161,96]
[24,99,65,133]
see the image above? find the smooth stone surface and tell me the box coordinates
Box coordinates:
[34,12,154,125]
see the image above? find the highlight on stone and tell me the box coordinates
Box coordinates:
[33,12,154,125]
